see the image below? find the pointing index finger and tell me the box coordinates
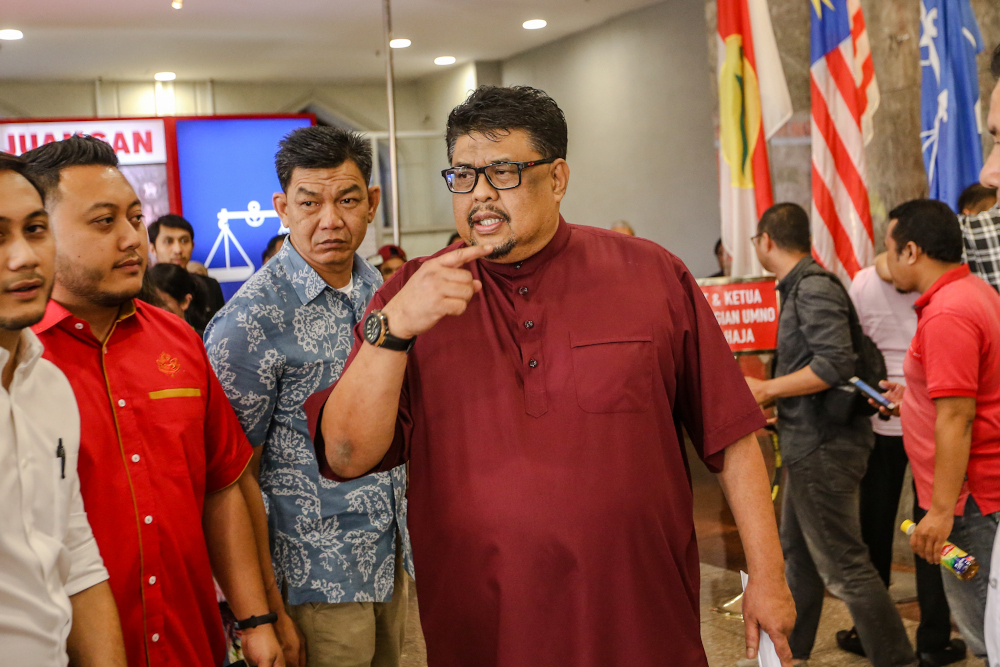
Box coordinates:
[436,243,494,268]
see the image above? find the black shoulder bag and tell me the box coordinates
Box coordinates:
[789,270,887,424]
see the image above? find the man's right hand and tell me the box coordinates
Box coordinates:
[380,244,493,339]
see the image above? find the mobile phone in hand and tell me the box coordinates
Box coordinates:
[849,376,895,411]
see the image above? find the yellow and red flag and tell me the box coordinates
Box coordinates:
[718,0,792,277]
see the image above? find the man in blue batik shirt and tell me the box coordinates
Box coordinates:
[206,126,411,667]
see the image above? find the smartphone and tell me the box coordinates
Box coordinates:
[849,376,895,410]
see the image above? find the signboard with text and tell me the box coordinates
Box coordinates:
[1,119,167,165]
[698,277,779,353]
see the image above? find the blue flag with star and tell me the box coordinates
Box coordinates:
[920,0,984,212]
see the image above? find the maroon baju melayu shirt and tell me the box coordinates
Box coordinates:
[307,219,765,666]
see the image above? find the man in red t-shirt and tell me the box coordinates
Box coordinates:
[23,136,284,667]
[878,199,1000,661]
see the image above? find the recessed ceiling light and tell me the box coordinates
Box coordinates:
[0,29,24,41]
[434,56,456,66]
[171,0,183,8]
[154,72,177,81]
[389,38,411,49]
[522,19,547,30]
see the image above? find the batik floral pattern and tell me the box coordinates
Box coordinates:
[205,241,412,606]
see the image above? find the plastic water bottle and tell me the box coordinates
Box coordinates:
[901,520,979,581]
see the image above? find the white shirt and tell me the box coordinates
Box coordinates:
[0,329,108,666]
[848,266,919,437]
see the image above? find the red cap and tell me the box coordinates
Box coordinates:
[377,244,407,263]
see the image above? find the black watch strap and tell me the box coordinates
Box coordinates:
[234,612,278,631]
[366,310,416,353]
[380,331,416,353]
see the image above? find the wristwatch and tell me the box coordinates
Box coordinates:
[234,612,277,631]
[363,310,416,353]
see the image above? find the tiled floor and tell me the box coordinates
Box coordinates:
[395,439,986,666]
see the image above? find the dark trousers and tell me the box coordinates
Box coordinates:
[858,434,953,653]
[782,435,917,666]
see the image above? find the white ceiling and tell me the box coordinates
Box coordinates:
[0,0,663,82]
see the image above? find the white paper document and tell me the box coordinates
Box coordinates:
[740,571,782,667]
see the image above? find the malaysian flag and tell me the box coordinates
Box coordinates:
[810,0,880,282]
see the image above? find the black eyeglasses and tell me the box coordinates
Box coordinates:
[441,158,557,194]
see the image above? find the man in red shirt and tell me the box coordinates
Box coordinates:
[879,199,1000,661]
[24,136,283,667]
[306,86,796,666]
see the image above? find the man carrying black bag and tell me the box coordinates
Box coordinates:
[744,203,918,667]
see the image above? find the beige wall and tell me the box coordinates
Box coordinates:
[0,1,724,271]
[502,1,721,276]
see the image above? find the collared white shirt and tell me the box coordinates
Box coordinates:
[0,329,108,666]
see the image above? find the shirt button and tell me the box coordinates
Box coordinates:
[131,454,140,463]
[74,323,84,330]
[518,286,528,296]
[118,399,126,407]
[151,633,160,643]
[524,320,534,329]
[514,262,522,269]
[148,576,157,585]
[528,359,538,368]
[144,515,153,524]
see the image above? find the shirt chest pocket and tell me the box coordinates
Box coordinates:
[142,388,206,475]
[569,330,654,413]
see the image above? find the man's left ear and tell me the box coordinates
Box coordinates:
[552,159,570,199]
[367,185,382,224]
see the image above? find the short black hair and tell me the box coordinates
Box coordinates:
[21,135,119,199]
[957,183,997,213]
[275,126,373,192]
[888,199,963,263]
[148,262,197,303]
[262,233,288,263]
[446,86,568,162]
[992,43,1000,78]
[714,238,723,255]
[757,203,811,254]
[0,152,46,204]
[149,214,195,245]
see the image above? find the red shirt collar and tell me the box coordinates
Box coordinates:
[914,264,971,313]
[32,299,139,338]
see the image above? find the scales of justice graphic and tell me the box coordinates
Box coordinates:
[204,200,288,282]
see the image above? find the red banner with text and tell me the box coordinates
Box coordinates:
[699,277,779,353]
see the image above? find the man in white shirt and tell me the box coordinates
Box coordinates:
[0,153,126,666]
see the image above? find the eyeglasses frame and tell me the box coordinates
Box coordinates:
[440,157,558,193]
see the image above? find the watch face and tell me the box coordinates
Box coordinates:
[364,312,383,344]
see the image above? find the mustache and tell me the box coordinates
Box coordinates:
[467,205,510,229]
[1,271,46,292]
[114,251,143,268]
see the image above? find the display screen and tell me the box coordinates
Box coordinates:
[175,117,313,300]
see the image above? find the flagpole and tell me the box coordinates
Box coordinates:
[382,0,401,246]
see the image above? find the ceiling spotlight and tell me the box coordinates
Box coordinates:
[389,38,411,49]
[434,56,456,66]
[0,29,24,41]
[171,0,183,8]
[522,19,547,30]
[154,72,177,81]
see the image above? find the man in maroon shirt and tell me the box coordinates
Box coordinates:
[306,86,795,666]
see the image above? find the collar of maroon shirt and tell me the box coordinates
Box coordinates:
[479,215,572,278]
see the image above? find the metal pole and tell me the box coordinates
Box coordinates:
[382,0,401,246]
